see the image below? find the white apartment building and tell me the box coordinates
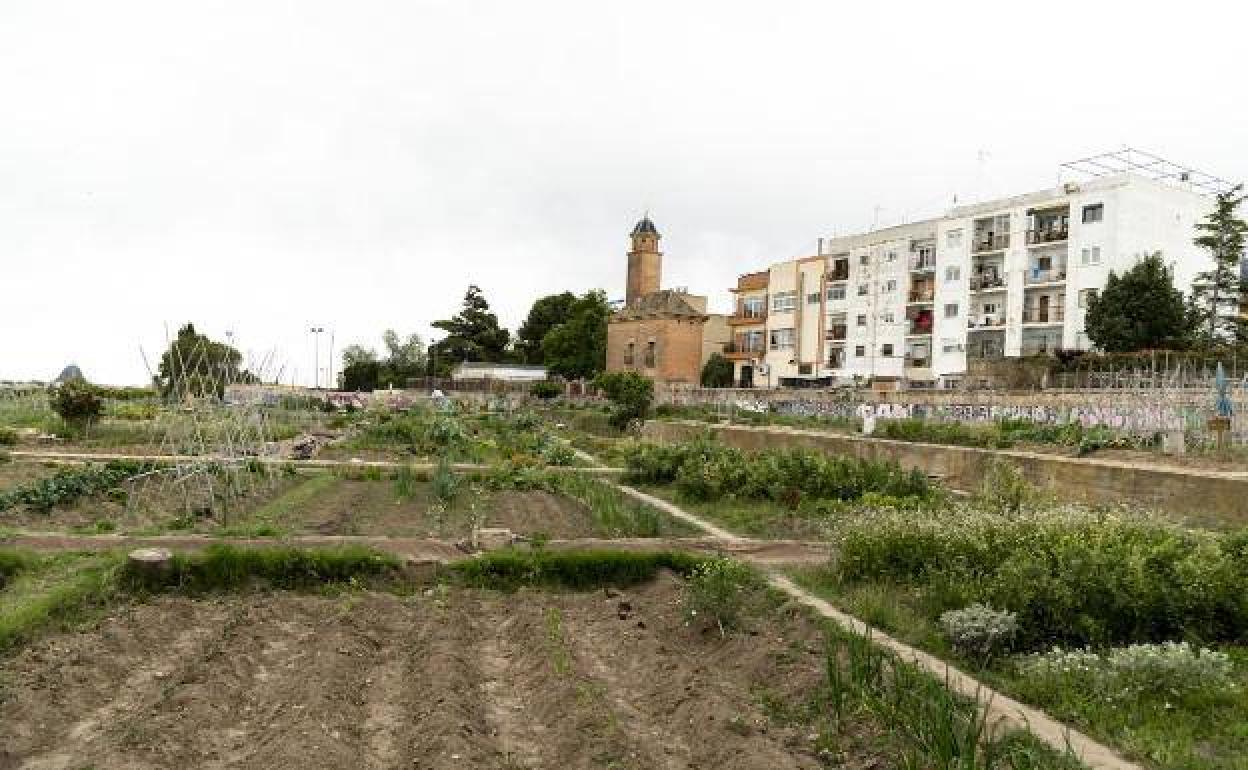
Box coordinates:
[726,172,1214,388]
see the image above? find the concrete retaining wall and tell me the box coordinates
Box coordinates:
[642,420,1248,523]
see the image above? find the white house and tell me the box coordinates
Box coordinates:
[449,362,548,382]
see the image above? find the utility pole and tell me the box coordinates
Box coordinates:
[310,327,324,389]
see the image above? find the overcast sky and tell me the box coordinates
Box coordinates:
[3,1,1246,385]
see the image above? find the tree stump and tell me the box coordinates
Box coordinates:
[128,548,174,584]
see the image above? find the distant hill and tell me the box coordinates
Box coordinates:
[52,364,85,384]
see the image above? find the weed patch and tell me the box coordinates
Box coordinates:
[450,549,703,591]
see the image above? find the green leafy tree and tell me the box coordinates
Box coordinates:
[592,370,654,430]
[541,290,609,380]
[429,285,511,375]
[516,292,576,364]
[155,324,253,399]
[700,353,734,387]
[1084,252,1191,352]
[48,379,102,425]
[1191,185,1248,345]
[339,333,427,391]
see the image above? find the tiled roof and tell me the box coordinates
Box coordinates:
[612,289,705,321]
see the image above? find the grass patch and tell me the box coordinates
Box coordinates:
[0,550,120,654]
[122,544,400,593]
[231,473,340,533]
[450,548,703,591]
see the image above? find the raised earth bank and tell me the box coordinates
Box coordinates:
[642,419,1248,525]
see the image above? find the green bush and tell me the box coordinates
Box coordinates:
[1014,642,1236,704]
[48,379,102,424]
[530,380,562,400]
[592,371,654,430]
[623,438,933,507]
[836,506,1248,649]
[0,427,18,446]
[685,557,759,633]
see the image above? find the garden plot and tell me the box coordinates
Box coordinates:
[0,462,305,535]
[320,409,582,467]
[0,574,885,770]
[224,470,693,540]
[0,461,61,493]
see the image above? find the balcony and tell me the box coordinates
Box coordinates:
[970,274,1006,292]
[967,345,1005,360]
[825,325,848,342]
[907,286,935,303]
[723,339,765,360]
[1021,340,1062,356]
[907,319,934,336]
[827,265,850,282]
[904,354,932,368]
[1026,227,1069,246]
[909,255,936,272]
[1025,267,1067,285]
[1022,306,1065,324]
[967,315,1005,329]
[728,306,768,325]
[972,233,1009,253]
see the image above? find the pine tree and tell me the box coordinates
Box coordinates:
[1084,252,1191,352]
[1191,184,1248,345]
[429,285,511,374]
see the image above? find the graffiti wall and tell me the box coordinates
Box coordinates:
[662,386,1248,444]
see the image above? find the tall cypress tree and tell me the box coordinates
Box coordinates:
[1191,184,1248,345]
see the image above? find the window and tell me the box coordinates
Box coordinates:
[884,279,898,292]
[807,292,821,304]
[855,345,866,357]
[858,254,869,266]
[945,266,961,281]
[624,342,634,366]
[1080,246,1102,265]
[941,338,962,353]
[944,303,959,318]
[1079,288,1099,308]
[856,314,867,327]
[881,310,895,324]
[857,283,870,296]
[769,328,795,350]
[983,302,998,315]
[1082,203,1104,224]
[946,229,963,248]
[644,341,656,367]
[886,250,898,262]
[826,285,846,301]
[771,290,797,312]
[798,363,812,375]
[881,343,894,357]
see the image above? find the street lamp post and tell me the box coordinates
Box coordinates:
[310,327,324,389]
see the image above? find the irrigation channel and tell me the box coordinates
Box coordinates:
[2,450,1141,770]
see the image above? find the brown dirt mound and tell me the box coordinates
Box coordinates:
[0,577,887,769]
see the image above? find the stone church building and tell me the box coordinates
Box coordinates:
[605,217,729,384]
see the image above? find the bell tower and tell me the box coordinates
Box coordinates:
[626,215,662,305]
